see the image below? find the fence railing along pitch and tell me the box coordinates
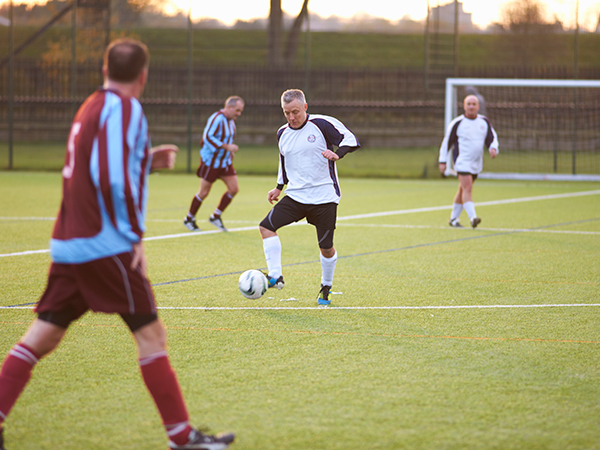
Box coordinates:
[1,62,599,149]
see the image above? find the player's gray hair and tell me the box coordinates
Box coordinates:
[281,89,306,105]
[225,95,244,108]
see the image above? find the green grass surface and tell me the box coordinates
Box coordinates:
[1,172,599,449]
[0,142,441,178]
[3,141,599,177]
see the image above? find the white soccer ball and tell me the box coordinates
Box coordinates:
[238,269,268,299]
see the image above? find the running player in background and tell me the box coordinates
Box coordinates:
[438,94,499,228]
[183,96,245,232]
[258,89,360,306]
[0,39,234,450]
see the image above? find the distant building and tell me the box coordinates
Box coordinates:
[429,1,477,33]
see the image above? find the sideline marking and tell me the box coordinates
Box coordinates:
[339,223,600,235]
[1,189,599,258]
[337,190,600,221]
[2,303,600,311]
[0,217,55,221]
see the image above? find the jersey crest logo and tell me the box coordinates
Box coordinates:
[307,134,316,143]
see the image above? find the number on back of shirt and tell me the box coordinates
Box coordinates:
[62,122,82,179]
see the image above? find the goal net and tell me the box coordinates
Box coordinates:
[444,78,600,181]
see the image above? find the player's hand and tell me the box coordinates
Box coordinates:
[439,163,447,177]
[223,143,239,153]
[131,241,148,278]
[267,188,281,204]
[322,150,339,161]
[489,148,498,159]
[150,144,178,170]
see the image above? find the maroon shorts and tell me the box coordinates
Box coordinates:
[196,162,236,182]
[36,252,157,320]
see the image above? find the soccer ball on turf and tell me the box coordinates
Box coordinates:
[238,269,268,299]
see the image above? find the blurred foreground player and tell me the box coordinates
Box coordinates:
[438,94,499,228]
[0,39,234,450]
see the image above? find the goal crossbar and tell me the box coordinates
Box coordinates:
[445,78,600,129]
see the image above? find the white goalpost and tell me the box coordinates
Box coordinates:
[445,78,600,181]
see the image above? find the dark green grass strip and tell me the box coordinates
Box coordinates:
[147,216,600,286]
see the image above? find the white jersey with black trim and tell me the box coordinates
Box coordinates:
[439,114,499,174]
[276,114,359,205]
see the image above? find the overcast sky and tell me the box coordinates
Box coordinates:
[7,0,600,31]
[170,0,599,31]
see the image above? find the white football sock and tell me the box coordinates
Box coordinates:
[451,203,463,221]
[263,235,282,279]
[320,251,337,287]
[463,201,477,220]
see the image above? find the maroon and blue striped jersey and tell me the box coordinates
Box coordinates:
[200,110,236,169]
[50,88,152,264]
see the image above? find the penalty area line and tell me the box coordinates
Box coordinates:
[152,303,600,311]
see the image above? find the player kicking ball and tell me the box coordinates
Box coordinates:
[258,89,360,306]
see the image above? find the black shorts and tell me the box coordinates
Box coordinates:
[260,196,337,248]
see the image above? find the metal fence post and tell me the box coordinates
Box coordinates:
[187,3,193,174]
[71,0,77,119]
[304,10,310,99]
[8,0,14,169]
[572,0,579,174]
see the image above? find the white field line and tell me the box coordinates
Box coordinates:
[337,223,600,235]
[337,189,600,221]
[0,217,55,221]
[1,189,599,258]
[2,303,600,311]
[0,249,51,257]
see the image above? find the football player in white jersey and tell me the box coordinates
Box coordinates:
[438,94,499,228]
[258,89,360,306]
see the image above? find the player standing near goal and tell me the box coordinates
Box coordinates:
[0,39,234,450]
[183,96,245,232]
[258,89,360,306]
[438,94,499,228]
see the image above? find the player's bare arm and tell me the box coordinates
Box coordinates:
[489,148,498,158]
[150,144,178,170]
[439,162,447,174]
[267,188,281,204]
